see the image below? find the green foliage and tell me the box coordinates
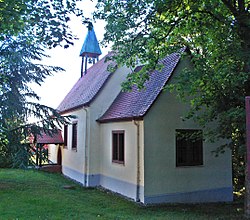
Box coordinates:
[0,134,12,168]
[95,0,250,192]
[0,0,83,48]
[0,35,73,168]
[0,0,83,168]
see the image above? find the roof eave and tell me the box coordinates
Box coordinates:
[58,103,90,115]
[37,141,64,145]
[97,116,143,123]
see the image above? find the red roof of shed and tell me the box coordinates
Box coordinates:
[98,50,182,122]
[37,130,64,144]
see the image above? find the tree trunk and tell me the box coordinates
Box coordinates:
[245,97,250,218]
[237,13,250,75]
[240,13,250,217]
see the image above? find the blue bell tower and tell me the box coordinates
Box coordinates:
[80,22,102,77]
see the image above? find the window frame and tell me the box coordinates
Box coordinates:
[63,124,68,148]
[112,130,125,164]
[72,122,78,151]
[176,129,203,167]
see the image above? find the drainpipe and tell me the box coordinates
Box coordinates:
[83,107,89,186]
[133,120,141,202]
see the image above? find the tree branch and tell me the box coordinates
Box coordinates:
[196,10,225,23]
[238,0,245,13]
[221,0,238,16]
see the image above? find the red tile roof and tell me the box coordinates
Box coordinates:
[57,52,115,113]
[36,130,64,144]
[98,51,182,122]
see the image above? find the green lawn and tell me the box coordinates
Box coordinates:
[0,169,244,220]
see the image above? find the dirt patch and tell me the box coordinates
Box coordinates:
[62,185,76,190]
[0,182,13,190]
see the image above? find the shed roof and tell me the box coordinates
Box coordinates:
[36,130,64,144]
[57,52,115,113]
[98,51,182,122]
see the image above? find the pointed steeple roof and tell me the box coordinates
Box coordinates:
[80,23,102,58]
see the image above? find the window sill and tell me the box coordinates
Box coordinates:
[176,164,204,168]
[112,160,125,166]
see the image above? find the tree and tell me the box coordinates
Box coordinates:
[94,0,250,214]
[0,0,83,167]
[0,0,83,47]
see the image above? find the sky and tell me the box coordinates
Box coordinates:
[31,0,110,109]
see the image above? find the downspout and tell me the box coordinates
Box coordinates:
[83,107,89,186]
[133,120,141,202]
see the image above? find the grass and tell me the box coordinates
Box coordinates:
[0,169,244,220]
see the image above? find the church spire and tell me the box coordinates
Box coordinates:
[80,22,102,77]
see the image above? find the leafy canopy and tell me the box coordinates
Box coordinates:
[95,0,250,146]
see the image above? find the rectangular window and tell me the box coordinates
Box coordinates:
[112,130,125,164]
[64,125,68,148]
[176,129,203,167]
[72,122,77,150]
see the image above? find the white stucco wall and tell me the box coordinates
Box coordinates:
[143,61,233,203]
[87,66,130,183]
[99,121,144,201]
[48,144,59,163]
[49,65,131,186]
[60,108,87,184]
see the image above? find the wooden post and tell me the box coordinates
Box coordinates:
[39,144,42,167]
[81,57,84,77]
[245,96,250,217]
[35,143,39,166]
[84,55,88,75]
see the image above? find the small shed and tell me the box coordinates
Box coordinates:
[36,130,64,145]
[33,130,64,167]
